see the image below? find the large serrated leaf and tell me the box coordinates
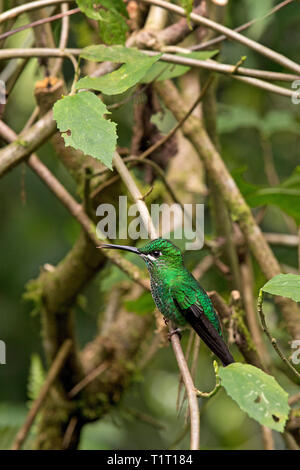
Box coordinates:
[77,46,162,95]
[219,363,290,432]
[53,91,117,169]
[262,273,300,302]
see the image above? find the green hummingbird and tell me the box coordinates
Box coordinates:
[100,238,234,366]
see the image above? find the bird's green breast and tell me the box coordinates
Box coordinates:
[149,266,221,334]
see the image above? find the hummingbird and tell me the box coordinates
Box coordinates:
[100,238,234,366]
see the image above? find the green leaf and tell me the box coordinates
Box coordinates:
[218,106,262,133]
[76,0,101,20]
[97,9,128,45]
[76,0,128,44]
[180,0,193,27]
[0,426,19,450]
[27,354,45,402]
[219,363,290,432]
[53,91,117,169]
[142,51,219,83]
[280,166,300,189]
[260,110,300,137]
[124,291,155,315]
[77,46,162,95]
[218,105,299,137]
[80,45,147,63]
[247,188,300,224]
[244,0,274,40]
[262,273,300,302]
[234,167,300,225]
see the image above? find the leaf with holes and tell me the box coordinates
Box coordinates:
[53,91,117,170]
[77,45,162,95]
[219,363,290,432]
[262,273,300,302]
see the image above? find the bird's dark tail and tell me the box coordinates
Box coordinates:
[182,304,235,366]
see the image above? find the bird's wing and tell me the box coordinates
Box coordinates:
[172,286,234,366]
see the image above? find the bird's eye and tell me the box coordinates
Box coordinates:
[152,250,161,258]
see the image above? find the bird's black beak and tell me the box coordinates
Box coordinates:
[98,243,141,255]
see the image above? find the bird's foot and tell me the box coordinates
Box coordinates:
[167,328,182,341]
[163,316,169,325]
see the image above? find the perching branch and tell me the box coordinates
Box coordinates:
[154,78,300,340]
[111,151,200,451]
[169,324,200,450]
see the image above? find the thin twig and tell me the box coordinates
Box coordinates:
[123,157,180,205]
[195,361,221,398]
[139,75,214,161]
[169,324,200,450]
[0,7,79,42]
[264,232,299,247]
[0,121,150,290]
[91,76,214,182]
[192,255,214,280]
[112,150,200,450]
[191,0,295,52]
[112,153,157,239]
[1,46,298,85]
[176,330,195,415]
[240,252,271,371]
[261,426,275,450]
[257,289,300,380]
[62,416,78,449]
[11,339,73,450]
[124,407,166,430]
[0,47,298,99]
[52,3,73,77]
[141,0,300,75]
[0,111,57,178]
[283,431,300,450]
[288,391,300,406]
[68,363,108,398]
[0,0,69,24]
[154,78,300,339]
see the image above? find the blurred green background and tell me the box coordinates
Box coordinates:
[0,0,299,449]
